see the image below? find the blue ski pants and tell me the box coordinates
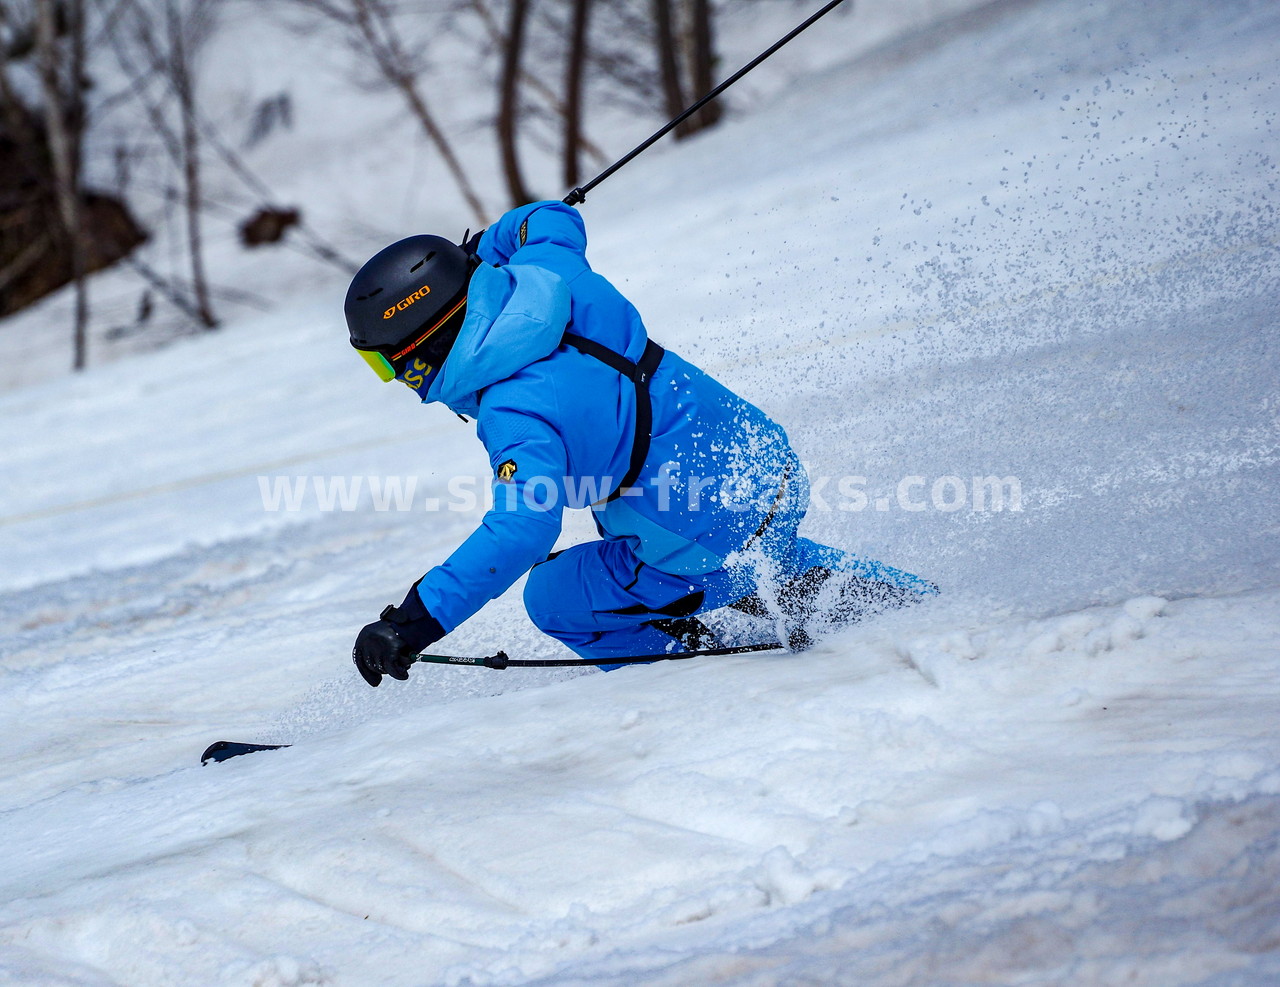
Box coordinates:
[523,525,930,665]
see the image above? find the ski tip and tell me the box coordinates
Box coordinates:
[200,740,291,765]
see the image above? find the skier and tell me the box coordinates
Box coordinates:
[346,200,936,686]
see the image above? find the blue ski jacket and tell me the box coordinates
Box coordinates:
[411,201,799,633]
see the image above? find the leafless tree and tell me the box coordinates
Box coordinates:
[34,0,91,366]
[163,0,217,328]
[653,0,719,140]
[3,1,148,355]
[652,0,683,133]
[562,0,590,188]
[104,0,220,330]
[278,0,489,226]
[105,2,356,282]
[497,0,534,205]
[685,0,719,132]
[0,5,53,315]
[466,0,607,196]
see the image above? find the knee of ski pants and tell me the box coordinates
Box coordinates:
[522,544,659,639]
[524,543,734,639]
[523,551,575,637]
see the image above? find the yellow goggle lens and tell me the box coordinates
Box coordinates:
[357,348,397,382]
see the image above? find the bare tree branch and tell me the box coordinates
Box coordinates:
[279,0,489,226]
[165,0,217,328]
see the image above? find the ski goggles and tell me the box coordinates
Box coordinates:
[354,295,468,382]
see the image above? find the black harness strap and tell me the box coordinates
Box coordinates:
[562,330,665,502]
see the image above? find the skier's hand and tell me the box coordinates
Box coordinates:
[352,619,416,686]
[352,584,445,687]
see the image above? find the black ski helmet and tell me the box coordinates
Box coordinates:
[345,234,474,381]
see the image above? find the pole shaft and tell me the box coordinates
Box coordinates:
[414,653,486,667]
[563,0,852,206]
[414,641,784,670]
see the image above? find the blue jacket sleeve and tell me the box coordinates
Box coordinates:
[478,201,590,278]
[412,392,569,633]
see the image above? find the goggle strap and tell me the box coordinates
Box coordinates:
[391,296,468,362]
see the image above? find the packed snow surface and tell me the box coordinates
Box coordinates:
[2,0,1278,984]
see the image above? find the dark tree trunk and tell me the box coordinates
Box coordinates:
[654,0,722,141]
[652,0,688,137]
[686,0,721,131]
[35,0,91,367]
[562,0,591,189]
[498,0,535,207]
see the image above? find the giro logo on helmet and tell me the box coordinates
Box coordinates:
[383,284,432,320]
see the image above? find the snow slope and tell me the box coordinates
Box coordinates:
[2,0,1279,983]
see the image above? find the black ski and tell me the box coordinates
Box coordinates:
[200,740,291,765]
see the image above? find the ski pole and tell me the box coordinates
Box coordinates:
[412,640,785,670]
[562,0,853,207]
[199,641,785,763]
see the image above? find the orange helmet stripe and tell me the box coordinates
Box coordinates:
[391,296,468,362]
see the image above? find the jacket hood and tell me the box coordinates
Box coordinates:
[419,263,570,417]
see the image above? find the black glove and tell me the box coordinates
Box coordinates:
[352,582,445,687]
